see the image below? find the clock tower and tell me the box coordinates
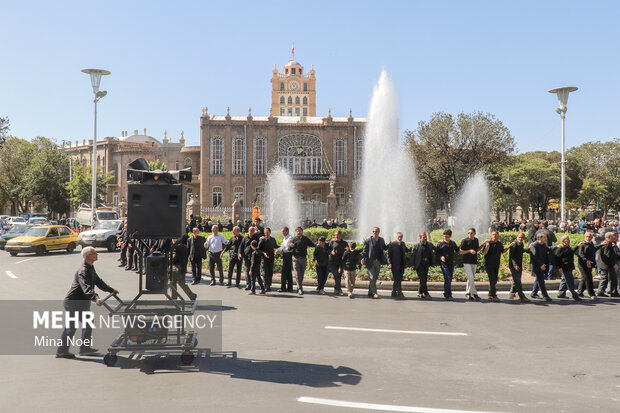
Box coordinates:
[270,59,316,117]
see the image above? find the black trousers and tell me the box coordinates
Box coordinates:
[127,245,135,268]
[577,263,596,296]
[486,265,499,297]
[509,267,526,299]
[208,252,224,283]
[281,252,293,290]
[228,254,242,285]
[391,266,404,293]
[262,257,274,287]
[331,262,343,292]
[244,256,252,287]
[416,265,429,294]
[532,268,550,298]
[191,258,203,282]
[119,243,127,265]
[57,303,91,354]
[597,269,618,296]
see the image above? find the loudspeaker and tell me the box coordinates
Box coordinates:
[127,184,186,239]
[128,158,149,171]
[145,253,168,291]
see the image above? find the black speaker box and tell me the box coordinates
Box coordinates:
[145,253,168,291]
[127,184,186,239]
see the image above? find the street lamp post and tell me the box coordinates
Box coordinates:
[548,86,578,224]
[81,68,110,225]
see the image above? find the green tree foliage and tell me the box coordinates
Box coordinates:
[65,165,113,209]
[509,152,562,218]
[148,159,168,171]
[0,137,35,213]
[405,111,515,212]
[0,117,9,145]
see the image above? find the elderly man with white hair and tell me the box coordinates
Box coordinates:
[56,246,118,359]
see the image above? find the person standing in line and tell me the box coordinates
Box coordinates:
[288,227,315,295]
[341,242,362,298]
[117,221,128,267]
[530,233,553,302]
[188,227,207,285]
[204,224,228,286]
[314,236,330,295]
[276,226,294,292]
[576,231,597,299]
[481,230,504,302]
[170,235,196,300]
[222,226,243,287]
[258,227,279,292]
[387,232,407,300]
[435,229,459,301]
[596,232,619,297]
[536,221,557,280]
[507,232,530,303]
[328,230,348,296]
[362,227,388,299]
[253,217,265,237]
[247,240,265,295]
[459,228,482,301]
[554,235,582,301]
[239,227,261,290]
[411,232,435,299]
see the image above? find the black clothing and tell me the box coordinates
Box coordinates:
[576,241,596,268]
[535,228,557,247]
[240,233,261,258]
[313,244,330,267]
[328,239,348,293]
[387,241,407,269]
[362,236,388,267]
[435,240,459,269]
[64,262,114,305]
[224,234,243,257]
[508,241,525,270]
[249,249,264,292]
[188,235,207,261]
[341,249,362,271]
[483,240,504,269]
[258,236,279,259]
[289,235,314,259]
[554,245,576,272]
[411,241,434,269]
[171,241,189,270]
[459,237,479,265]
[529,241,549,270]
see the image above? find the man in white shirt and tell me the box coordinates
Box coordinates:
[205,225,228,286]
[276,226,294,292]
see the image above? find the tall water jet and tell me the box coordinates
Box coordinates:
[263,165,302,231]
[357,70,425,241]
[451,171,491,234]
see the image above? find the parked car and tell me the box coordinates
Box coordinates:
[7,216,27,227]
[27,217,49,226]
[5,225,78,256]
[0,224,31,249]
[77,219,123,251]
[0,219,9,235]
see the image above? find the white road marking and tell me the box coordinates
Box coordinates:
[5,271,18,279]
[325,326,468,336]
[297,397,506,412]
[15,258,35,265]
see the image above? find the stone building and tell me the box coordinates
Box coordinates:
[200,59,367,221]
[64,129,200,216]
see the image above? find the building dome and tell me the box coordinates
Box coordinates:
[119,130,161,146]
[285,59,302,67]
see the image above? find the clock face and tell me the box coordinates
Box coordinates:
[289,81,298,90]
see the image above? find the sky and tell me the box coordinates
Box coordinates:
[1,0,619,153]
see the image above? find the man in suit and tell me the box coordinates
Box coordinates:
[387,232,407,300]
[258,227,279,292]
[576,231,597,299]
[596,232,619,297]
[530,233,552,302]
[362,227,387,299]
[188,227,206,285]
[170,235,196,300]
[239,226,261,290]
[411,232,434,299]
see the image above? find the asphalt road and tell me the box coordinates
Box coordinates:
[0,247,619,413]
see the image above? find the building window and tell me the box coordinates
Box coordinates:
[175,160,180,170]
[184,157,192,170]
[255,187,264,206]
[335,187,345,206]
[355,139,363,175]
[113,191,119,208]
[196,158,200,173]
[278,134,323,175]
[285,69,288,74]
[295,107,300,116]
[291,68,296,75]
[295,96,300,104]
[303,83,308,91]
[234,186,244,205]
[111,163,119,185]
[288,108,292,115]
[303,96,308,104]
[280,96,285,104]
[254,137,266,175]
[280,82,284,91]
[187,188,193,203]
[334,139,346,176]
[280,107,285,116]
[210,137,224,175]
[212,186,223,207]
[312,187,322,201]
[287,96,292,104]
[303,107,308,116]
[299,68,303,75]
[232,137,245,175]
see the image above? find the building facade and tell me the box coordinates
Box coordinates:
[200,59,366,221]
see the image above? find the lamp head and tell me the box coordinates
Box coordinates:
[548,86,578,114]
[82,68,111,94]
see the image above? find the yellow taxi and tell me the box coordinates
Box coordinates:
[5,225,78,256]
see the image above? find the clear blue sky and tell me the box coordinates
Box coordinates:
[1,0,618,152]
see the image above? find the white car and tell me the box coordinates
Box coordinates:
[77,220,123,252]
[27,217,49,226]
[7,216,27,228]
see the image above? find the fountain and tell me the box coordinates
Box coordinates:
[451,171,491,235]
[263,165,302,231]
[356,70,425,241]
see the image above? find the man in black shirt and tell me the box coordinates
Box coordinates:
[411,232,434,299]
[596,232,619,297]
[435,229,459,300]
[507,232,529,302]
[362,227,388,299]
[258,227,279,292]
[56,247,118,358]
[188,227,207,285]
[170,235,196,300]
[239,226,261,290]
[223,226,243,287]
[328,230,348,296]
[459,228,481,301]
[530,233,552,301]
[387,232,407,299]
[482,230,504,302]
[248,240,265,294]
[535,221,557,280]
[576,231,597,298]
[314,236,330,294]
[289,227,315,295]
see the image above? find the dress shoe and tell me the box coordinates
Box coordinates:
[191,281,200,285]
[79,347,100,356]
[557,293,567,299]
[55,352,76,359]
[544,296,553,302]
[318,289,326,295]
[473,294,481,302]
[259,290,266,295]
[247,290,255,295]
[225,282,232,287]
[597,293,608,297]
[466,294,474,301]
[445,296,454,301]
[372,293,380,299]
[118,263,126,267]
[397,293,406,300]
[277,289,286,292]
[391,291,398,298]
[491,296,501,303]
[509,295,519,300]
[519,297,530,303]
[424,292,432,300]
[244,286,251,291]
[610,292,620,297]
[572,295,582,301]
[265,287,272,292]
[234,284,240,288]
[530,293,539,299]
[367,292,373,298]
[298,289,304,295]
[209,280,216,286]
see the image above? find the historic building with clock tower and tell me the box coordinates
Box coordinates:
[270,60,316,117]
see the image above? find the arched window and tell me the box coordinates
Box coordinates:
[303,107,308,116]
[233,186,244,205]
[303,83,308,91]
[278,134,323,174]
[184,157,192,169]
[212,187,223,207]
[295,96,300,105]
[287,96,293,104]
[254,137,266,175]
[287,108,292,115]
[280,107,285,116]
[303,96,308,104]
[210,137,224,175]
[334,139,346,176]
[280,96,285,104]
[280,82,284,91]
[232,137,245,175]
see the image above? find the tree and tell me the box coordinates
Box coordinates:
[405,111,515,212]
[65,165,113,209]
[509,152,562,218]
[0,137,35,213]
[148,159,168,171]
[0,117,9,146]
